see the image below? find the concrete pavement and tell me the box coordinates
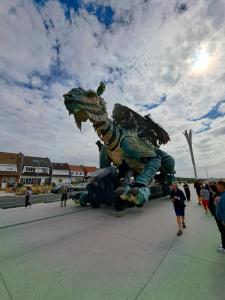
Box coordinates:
[0,190,225,300]
[0,193,62,209]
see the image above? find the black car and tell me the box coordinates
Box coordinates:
[72,167,118,208]
[51,184,75,194]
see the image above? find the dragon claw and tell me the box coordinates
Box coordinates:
[120,186,150,206]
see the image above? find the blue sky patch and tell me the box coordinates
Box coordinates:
[191,100,225,122]
[85,3,114,28]
[34,0,114,28]
[139,93,167,111]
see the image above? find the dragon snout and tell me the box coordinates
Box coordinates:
[63,92,74,104]
[63,92,71,99]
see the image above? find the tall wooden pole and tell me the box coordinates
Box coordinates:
[183,130,198,179]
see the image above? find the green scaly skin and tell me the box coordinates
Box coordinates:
[63,82,175,206]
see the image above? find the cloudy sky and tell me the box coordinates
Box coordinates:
[0,0,225,178]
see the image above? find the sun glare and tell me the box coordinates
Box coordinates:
[189,46,215,76]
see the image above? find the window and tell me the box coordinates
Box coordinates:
[24,178,33,185]
[79,172,83,175]
[25,167,35,172]
[9,177,16,183]
[40,168,48,173]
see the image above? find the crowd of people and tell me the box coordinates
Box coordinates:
[170,180,225,254]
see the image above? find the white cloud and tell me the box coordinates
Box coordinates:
[218,102,225,114]
[0,0,225,178]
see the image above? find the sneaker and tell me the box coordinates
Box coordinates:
[177,229,182,236]
[182,223,186,229]
[217,247,225,254]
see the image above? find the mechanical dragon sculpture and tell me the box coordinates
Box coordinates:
[64,82,175,207]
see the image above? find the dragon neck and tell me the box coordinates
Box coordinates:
[92,117,122,151]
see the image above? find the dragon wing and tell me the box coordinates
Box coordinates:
[112,104,170,146]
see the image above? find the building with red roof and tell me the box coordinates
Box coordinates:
[84,166,97,176]
[69,165,85,183]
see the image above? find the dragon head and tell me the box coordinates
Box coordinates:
[63,82,107,130]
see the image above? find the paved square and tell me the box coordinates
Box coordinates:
[0,189,225,300]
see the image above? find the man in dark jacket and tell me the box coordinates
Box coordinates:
[170,182,186,236]
[216,181,225,254]
[183,183,191,201]
[194,181,201,205]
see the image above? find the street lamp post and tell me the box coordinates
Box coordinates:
[183,130,198,179]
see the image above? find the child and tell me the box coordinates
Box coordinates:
[200,184,210,213]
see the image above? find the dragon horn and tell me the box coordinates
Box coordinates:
[97,81,105,96]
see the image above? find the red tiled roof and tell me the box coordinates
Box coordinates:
[69,165,84,172]
[84,166,97,173]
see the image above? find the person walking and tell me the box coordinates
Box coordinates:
[208,183,219,216]
[25,187,31,208]
[183,183,191,201]
[216,181,225,254]
[208,183,224,251]
[61,185,68,207]
[194,180,201,205]
[200,184,210,213]
[170,182,186,236]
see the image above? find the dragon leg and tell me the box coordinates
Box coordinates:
[155,149,175,185]
[121,157,161,206]
[135,157,162,186]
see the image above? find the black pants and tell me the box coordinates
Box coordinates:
[61,194,67,207]
[184,189,190,201]
[215,217,225,249]
[25,196,31,207]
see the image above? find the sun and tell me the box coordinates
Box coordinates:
[189,46,214,76]
[194,48,210,69]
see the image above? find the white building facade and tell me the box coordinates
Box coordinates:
[20,156,52,185]
[51,163,71,185]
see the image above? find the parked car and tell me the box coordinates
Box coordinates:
[51,185,63,194]
[72,167,120,208]
[51,184,75,194]
[73,183,87,191]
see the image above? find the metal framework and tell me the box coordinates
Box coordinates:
[183,130,198,179]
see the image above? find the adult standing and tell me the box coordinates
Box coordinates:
[25,187,31,208]
[170,182,186,236]
[194,181,201,205]
[216,181,225,254]
[61,185,68,207]
[183,183,191,201]
[208,183,219,216]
